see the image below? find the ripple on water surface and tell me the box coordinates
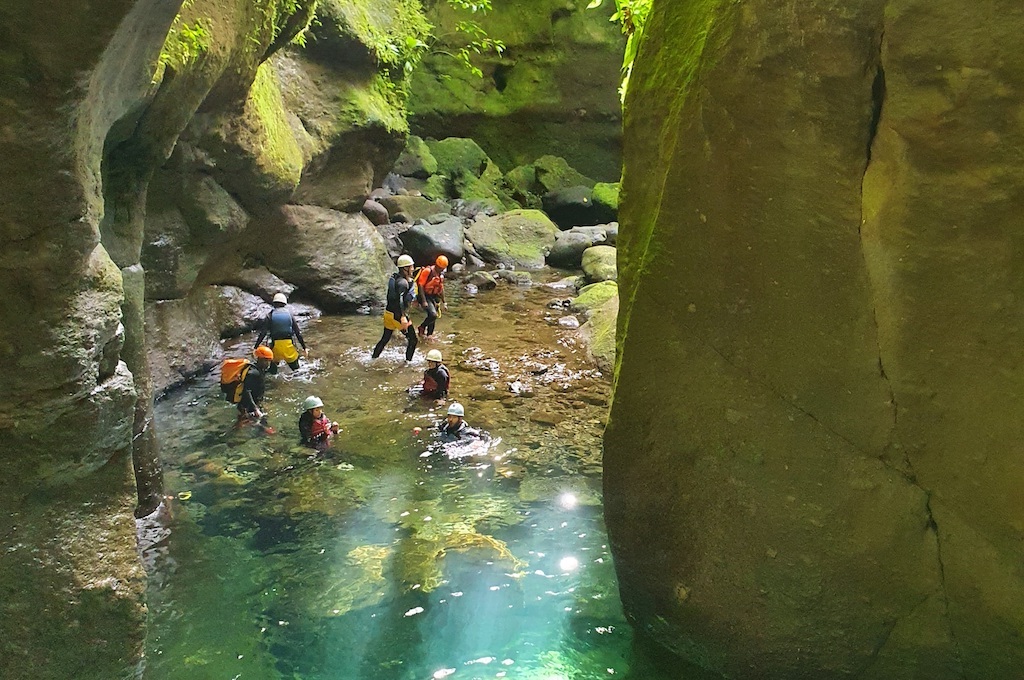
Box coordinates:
[144,272,672,680]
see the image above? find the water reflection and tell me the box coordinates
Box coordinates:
[144,273,672,680]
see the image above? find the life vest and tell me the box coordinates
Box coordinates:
[423,365,449,395]
[220,359,251,404]
[310,414,332,441]
[269,308,293,340]
[417,266,444,296]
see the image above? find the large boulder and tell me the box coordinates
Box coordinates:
[547,225,610,268]
[581,245,617,283]
[542,185,603,229]
[533,155,596,194]
[607,1,1024,679]
[579,293,617,373]
[379,195,449,223]
[145,285,319,393]
[401,217,466,264]
[465,209,560,269]
[426,136,491,178]
[205,205,394,312]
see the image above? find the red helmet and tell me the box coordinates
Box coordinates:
[254,346,274,360]
[435,255,449,269]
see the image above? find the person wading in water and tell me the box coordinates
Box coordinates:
[255,292,309,374]
[416,255,449,340]
[372,254,418,361]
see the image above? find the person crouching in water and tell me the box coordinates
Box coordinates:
[255,292,309,374]
[420,349,450,402]
[372,254,418,361]
[298,396,339,450]
[238,346,275,433]
[416,255,449,340]
[438,402,480,440]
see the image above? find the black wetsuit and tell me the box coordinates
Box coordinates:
[237,364,266,419]
[438,419,480,440]
[254,306,306,373]
[372,273,418,360]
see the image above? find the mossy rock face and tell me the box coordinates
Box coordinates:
[393,135,438,178]
[408,0,625,180]
[426,137,491,178]
[465,209,560,269]
[608,0,1024,678]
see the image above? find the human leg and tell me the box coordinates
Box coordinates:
[403,325,418,361]
[372,328,394,357]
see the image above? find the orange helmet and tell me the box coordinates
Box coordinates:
[254,346,274,360]
[435,255,449,269]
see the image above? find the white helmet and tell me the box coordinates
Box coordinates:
[302,395,324,411]
[273,292,288,305]
[397,254,414,268]
[447,402,465,417]
[426,349,443,362]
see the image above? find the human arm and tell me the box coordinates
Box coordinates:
[254,312,270,348]
[291,315,308,355]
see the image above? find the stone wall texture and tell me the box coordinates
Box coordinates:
[606,1,1024,678]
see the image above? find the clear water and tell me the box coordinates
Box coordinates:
[144,272,674,680]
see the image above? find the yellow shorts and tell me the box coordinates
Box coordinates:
[271,339,300,363]
[383,311,410,331]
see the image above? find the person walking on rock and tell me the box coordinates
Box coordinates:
[237,346,274,432]
[255,292,308,374]
[372,254,418,361]
[416,255,449,340]
[298,395,339,450]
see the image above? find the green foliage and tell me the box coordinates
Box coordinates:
[156,1,209,74]
[430,0,506,79]
[587,0,652,98]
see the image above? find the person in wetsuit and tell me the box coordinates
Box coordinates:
[237,346,273,431]
[437,402,481,440]
[416,255,449,339]
[372,254,418,361]
[298,395,339,450]
[421,349,450,400]
[255,292,308,374]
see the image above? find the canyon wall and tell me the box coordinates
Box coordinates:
[606,1,1024,678]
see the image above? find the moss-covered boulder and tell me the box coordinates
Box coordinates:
[465,209,559,269]
[579,293,617,373]
[393,135,438,178]
[591,181,620,220]
[581,245,617,283]
[571,280,618,315]
[426,137,491,178]
[534,155,596,194]
[379,195,449,223]
[607,1,1024,678]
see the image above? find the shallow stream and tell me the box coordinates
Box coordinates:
[144,271,673,680]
